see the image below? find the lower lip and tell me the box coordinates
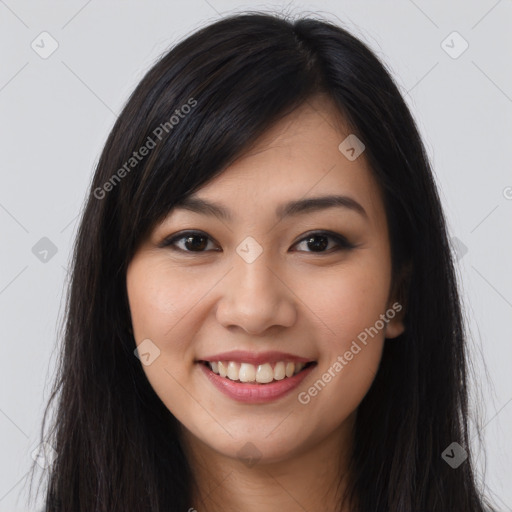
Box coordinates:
[198,362,316,404]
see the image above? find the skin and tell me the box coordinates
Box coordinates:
[126,94,405,512]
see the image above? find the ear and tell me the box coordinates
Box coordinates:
[383,302,405,339]
[384,261,412,340]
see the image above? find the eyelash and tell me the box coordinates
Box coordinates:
[159,230,356,254]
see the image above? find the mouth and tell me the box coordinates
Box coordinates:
[197,358,318,403]
[198,360,317,384]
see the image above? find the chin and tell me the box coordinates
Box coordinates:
[205,430,306,466]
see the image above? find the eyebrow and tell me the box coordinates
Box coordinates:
[172,194,368,222]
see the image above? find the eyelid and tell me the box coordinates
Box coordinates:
[292,230,355,251]
[159,229,356,253]
[158,230,219,251]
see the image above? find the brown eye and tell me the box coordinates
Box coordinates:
[159,231,219,253]
[292,231,355,253]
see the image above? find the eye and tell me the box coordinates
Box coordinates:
[292,231,355,253]
[159,231,220,253]
[159,230,355,254]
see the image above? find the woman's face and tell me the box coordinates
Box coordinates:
[126,96,405,465]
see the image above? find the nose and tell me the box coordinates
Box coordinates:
[215,252,297,335]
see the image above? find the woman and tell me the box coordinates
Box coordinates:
[29,11,497,512]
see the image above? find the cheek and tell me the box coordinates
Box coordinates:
[298,257,392,346]
[126,258,225,401]
[126,260,199,416]
[293,256,391,409]
[126,271,172,341]
[126,259,204,345]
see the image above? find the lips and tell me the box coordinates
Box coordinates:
[198,350,315,366]
[196,350,317,403]
[198,360,317,403]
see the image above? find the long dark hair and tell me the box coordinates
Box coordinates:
[27,11,497,511]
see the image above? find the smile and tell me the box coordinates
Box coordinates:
[197,358,317,404]
[203,360,315,383]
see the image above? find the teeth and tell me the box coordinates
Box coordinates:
[227,361,240,380]
[256,363,274,383]
[239,363,256,382]
[274,361,285,380]
[206,360,309,383]
[218,361,227,378]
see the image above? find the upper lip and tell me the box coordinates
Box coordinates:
[198,350,315,365]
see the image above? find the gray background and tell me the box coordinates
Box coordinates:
[0,1,511,510]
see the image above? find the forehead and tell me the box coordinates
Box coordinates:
[169,97,386,231]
